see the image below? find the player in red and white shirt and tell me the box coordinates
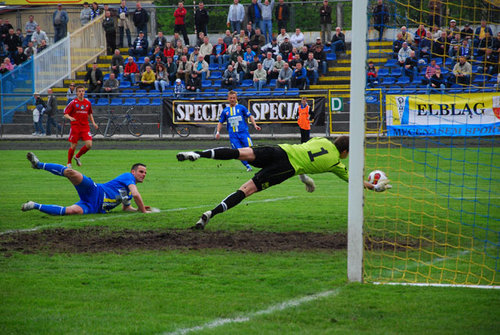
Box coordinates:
[63,85,98,168]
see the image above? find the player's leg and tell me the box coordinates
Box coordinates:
[177,147,256,162]
[239,133,254,171]
[75,136,93,166]
[27,152,84,185]
[67,130,78,167]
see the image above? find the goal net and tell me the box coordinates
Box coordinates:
[360,0,499,286]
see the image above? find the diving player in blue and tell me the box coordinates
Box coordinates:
[216,90,261,171]
[21,152,151,215]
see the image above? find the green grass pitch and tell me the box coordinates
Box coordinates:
[0,148,498,334]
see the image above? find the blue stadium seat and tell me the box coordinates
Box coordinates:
[326,53,337,61]
[273,88,285,96]
[473,75,487,84]
[88,98,96,104]
[240,79,253,87]
[432,58,443,66]
[119,81,131,89]
[441,67,450,75]
[149,89,161,97]
[365,95,379,104]
[202,80,212,88]
[217,88,228,97]
[134,89,147,97]
[391,68,402,77]
[211,71,222,79]
[123,98,136,106]
[323,46,332,53]
[151,98,162,106]
[267,79,277,87]
[241,88,256,96]
[285,88,299,96]
[387,88,401,94]
[384,59,398,67]
[209,64,219,71]
[162,89,174,97]
[202,88,216,97]
[382,77,396,85]
[109,98,122,106]
[258,88,271,96]
[377,68,390,77]
[397,77,410,85]
[137,98,150,106]
[95,98,109,106]
[212,80,222,88]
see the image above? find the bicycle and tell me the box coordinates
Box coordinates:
[91,106,144,137]
[169,123,191,137]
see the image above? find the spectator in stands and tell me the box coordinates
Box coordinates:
[124,56,139,85]
[299,46,309,61]
[174,78,185,98]
[423,58,439,84]
[13,46,28,66]
[227,0,245,34]
[189,46,201,63]
[477,31,492,57]
[448,32,462,61]
[458,38,471,60]
[372,0,389,41]
[81,2,92,26]
[320,0,332,44]
[118,0,132,48]
[66,82,76,105]
[451,56,471,85]
[446,19,459,39]
[152,54,164,68]
[474,19,493,48]
[230,43,244,64]
[195,31,205,48]
[186,72,201,99]
[262,51,275,83]
[5,28,21,60]
[279,36,293,57]
[0,62,9,76]
[269,53,285,79]
[3,57,14,71]
[366,61,378,88]
[85,62,103,99]
[163,42,175,59]
[433,31,449,58]
[90,2,102,21]
[244,23,255,39]
[261,37,280,59]
[25,41,36,58]
[223,30,233,46]
[247,54,260,79]
[200,36,213,63]
[258,0,275,44]
[461,23,473,41]
[427,0,441,28]
[177,54,193,82]
[139,56,152,75]
[171,32,183,48]
[276,28,289,46]
[44,88,61,136]
[330,27,345,54]
[165,56,177,84]
[401,26,414,47]
[427,67,445,94]
[102,10,116,55]
[139,65,155,91]
[403,50,418,82]
[250,27,266,55]
[392,33,404,59]
[211,37,228,70]
[37,39,48,53]
[152,31,167,51]
[151,46,166,64]
[247,0,262,31]
[397,42,411,67]
[222,64,238,89]
[193,54,209,80]
[253,62,267,91]
[292,62,308,90]
[290,28,305,49]
[0,19,13,42]
[129,31,148,60]
[24,15,37,47]
[195,2,209,36]
[275,0,290,31]
[311,39,327,75]
[244,45,256,63]
[133,2,149,38]
[175,40,185,57]
[53,4,69,43]
[154,63,169,91]
[418,31,432,61]
[225,37,240,64]
[32,92,46,136]
[174,2,190,46]
[16,28,24,44]
[234,55,247,84]
[430,25,442,40]
[304,52,319,85]
[414,24,426,47]
[480,49,498,76]
[101,72,119,100]
[276,60,292,89]
[289,51,302,69]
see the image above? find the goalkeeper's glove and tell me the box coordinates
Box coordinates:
[299,174,316,193]
[373,179,392,192]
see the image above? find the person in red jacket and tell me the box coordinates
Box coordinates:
[123,56,139,85]
[63,86,98,168]
[174,2,190,46]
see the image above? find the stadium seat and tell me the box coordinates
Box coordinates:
[387,88,401,94]
[285,88,299,96]
[445,58,454,67]
[240,79,253,87]
[365,95,378,104]
[397,77,410,85]
[202,88,216,97]
[95,98,109,106]
[149,89,161,97]
[273,88,285,96]
[258,88,271,96]
[432,58,443,66]
[88,98,96,104]
[201,80,212,88]
[211,71,222,79]
[134,89,147,97]
[123,98,136,106]
[391,68,402,77]
[382,77,396,85]
[377,68,390,77]
[137,98,150,106]
[326,53,337,61]
[323,46,332,53]
[241,88,256,96]
[162,89,174,97]
[441,67,450,75]
[234,89,243,95]
[109,98,122,106]
[119,81,131,89]
[473,75,487,84]
[103,73,110,81]
[151,98,162,106]
[212,80,222,88]
[209,64,219,71]
[384,59,398,67]
[267,79,277,87]
[217,88,228,97]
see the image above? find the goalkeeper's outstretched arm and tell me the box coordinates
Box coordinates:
[364,179,392,192]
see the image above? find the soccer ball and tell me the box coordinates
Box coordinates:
[367,170,388,185]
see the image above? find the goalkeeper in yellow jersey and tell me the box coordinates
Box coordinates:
[177,136,391,229]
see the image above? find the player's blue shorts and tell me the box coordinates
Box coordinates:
[74,175,104,214]
[229,131,253,149]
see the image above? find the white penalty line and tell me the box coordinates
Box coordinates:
[1,196,299,236]
[162,288,340,335]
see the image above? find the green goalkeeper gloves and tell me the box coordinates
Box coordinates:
[374,179,392,192]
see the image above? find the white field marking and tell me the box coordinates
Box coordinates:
[162,289,340,335]
[373,282,500,290]
[1,196,299,235]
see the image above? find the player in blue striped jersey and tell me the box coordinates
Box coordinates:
[216,90,261,171]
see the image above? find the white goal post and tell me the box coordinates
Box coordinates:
[347,0,368,283]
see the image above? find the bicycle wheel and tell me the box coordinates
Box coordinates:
[127,119,144,137]
[177,126,190,137]
[102,119,117,137]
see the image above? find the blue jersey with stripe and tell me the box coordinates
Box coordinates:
[219,104,251,134]
[99,172,135,212]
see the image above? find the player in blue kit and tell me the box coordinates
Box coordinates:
[21,152,151,215]
[216,90,261,171]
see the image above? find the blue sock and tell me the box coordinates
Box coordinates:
[40,163,67,176]
[36,203,66,215]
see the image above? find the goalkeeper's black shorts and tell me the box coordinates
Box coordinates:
[251,146,296,191]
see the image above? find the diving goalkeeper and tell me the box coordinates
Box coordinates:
[177,136,391,229]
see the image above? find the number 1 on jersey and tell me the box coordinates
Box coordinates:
[308,147,328,161]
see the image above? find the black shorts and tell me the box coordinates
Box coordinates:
[251,146,296,191]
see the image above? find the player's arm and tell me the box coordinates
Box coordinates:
[89,113,98,129]
[126,184,150,213]
[215,121,224,140]
[63,103,76,122]
[249,115,261,131]
[364,180,392,192]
